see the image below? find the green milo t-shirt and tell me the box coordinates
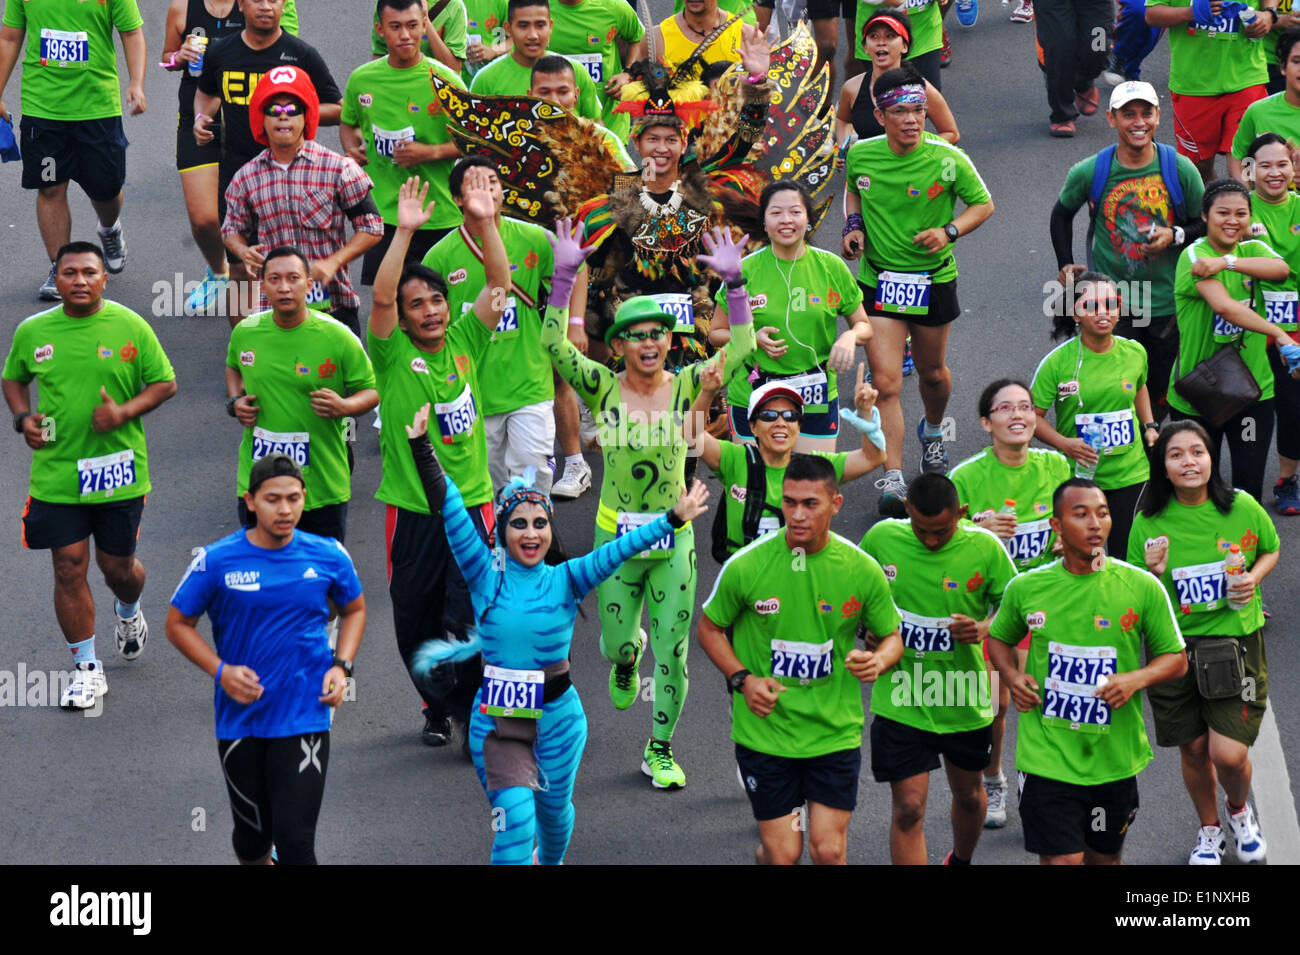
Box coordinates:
[862,520,1016,734]
[422,217,558,416]
[844,132,990,286]
[1128,491,1278,636]
[1232,92,1300,160]
[469,49,603,123]
[713,442,848,555]
[988,558,1185,786]
[341,57,466,230]
[949,447,1073,571]
[463,0,508,84]
[855,0,942,59]
[716,246,863,414]
[372,0,468,59]
[1171,237,1280,415]
[702,530,902,758]
[227,312,376,506]
[2,301,175,505]
[549,0,645,140]
[1147,0,1267,95]
[1250,192,1300,333]
[3,0,143,121]
[369,319,495,510]
[1031,335,1151,491]
[1057,149,1205,318]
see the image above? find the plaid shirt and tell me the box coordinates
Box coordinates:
[222,139,383,310]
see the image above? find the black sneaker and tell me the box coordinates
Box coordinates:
[98,223,127,274]
[422,713,452,747]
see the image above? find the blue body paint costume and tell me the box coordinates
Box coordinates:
[414,435,675,864]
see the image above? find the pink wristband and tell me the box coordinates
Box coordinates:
[568,316,585,326]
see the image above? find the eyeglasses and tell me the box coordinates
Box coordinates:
[755,408,802,422]
[262,102,305,118]
[1075,296,1120,315]
[508,516,550,530]
[991,402,1034,416]
[620,327,669,342]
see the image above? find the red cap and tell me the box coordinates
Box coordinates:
[248,65,320,146]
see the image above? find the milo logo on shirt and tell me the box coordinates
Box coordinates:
[34,344,54,364]
[1057,380,1079,398]
[410,357,429,375]
[1026,611,1047,629]
[882,563,897,582]
[240,350,255,367]
[448,268,468,285]
[748,294,767,309]
[359,93,373,107]
[729,484,747,503]
[754,597,780,615]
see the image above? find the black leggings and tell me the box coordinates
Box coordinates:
[1102,480,1146,559]
[218,732,330,865]
[1270,348,1300,461]
[1169,399,1276,503]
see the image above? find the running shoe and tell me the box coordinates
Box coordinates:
[1074,86,1100,116]
[1273,475,1300,515]
[98,222,127,274]
[185,267,230,314]
[1009,0,1033,20]
[422,712,453,747]
[984,773,1008,828]
[940,29,953,67]
[1101,53,1129,86]
[902,336,914,377]
[1226,803,1267,863]
[609,628,644,710]
[875,472,908,518]
[955,0,978,26]
[114,606,148,661]
[552,458,593,499]
[578,402,600,447]
[917,418,950,474]
[60,661,107,710]
[1049,120,1076,138]
[39,262,60,301]
[641,739,686,789]
[1188,825,1226,865]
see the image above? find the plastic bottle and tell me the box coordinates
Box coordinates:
[1075,420,1104,479]
[1225,544,1249,610]
[999,499,1017,515]
[187,34,208,78]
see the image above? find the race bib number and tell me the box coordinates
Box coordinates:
[649,293,694,332]
[1005,518,1052,564]
[616,511,674,557]
[1212,300,1250,340]
[77,450,136,497]
[372,123,415,160]
[479,665,544,718]
[1263,289,1297,330]
[1073,409,1134,452]
[306,281,332,312]
[461,298,520,337]
[1172,559,1227,612]
[434,385,478,443]
[875,270,932,315]
[770,638,833,685]
[40,29,89,65]
[1199,13,1243,35]
[252,427,310,467]
[564,52,604,83]
[772,369,828,409]
[1043,641,1116,733]
[899,609,954,656]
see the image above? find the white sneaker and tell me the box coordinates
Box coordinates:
[98,222,127,274]
[552,458,592,499]
[61,661,108,709]
[1188,825,1226,865]
[1226,803,1267,863]
[983,773,1008,828]
[114,609,148,660]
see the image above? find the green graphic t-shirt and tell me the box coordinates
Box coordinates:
[469,48,603,122]
[703,529,902,758]
[989,558,1184,786]
[369,318,494,510]
[1128,491,1278,636]
[1031,335,1151,491]
[2,0,144,121]
[1249,192,1300,333]
[341,56,466,230]
[949,447,1073,571]
[716,246,863,414]
[1147,0,1267,95]
[712,442,848,555]
[549,0,645,140]
[227,312,376,506]
[1058,149,1205,317]
[2,301,175,504]
[862,520,1016,733]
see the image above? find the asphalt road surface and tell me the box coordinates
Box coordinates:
[0,0,1297,868]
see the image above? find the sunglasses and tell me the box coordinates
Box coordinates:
[620,327,669,342]
[263,102,305,118]
[508,516,550,530]
[755,408,802,423]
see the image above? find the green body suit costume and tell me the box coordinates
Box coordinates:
[542,304,754,741]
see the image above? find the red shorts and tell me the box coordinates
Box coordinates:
[1171,86,1266,162]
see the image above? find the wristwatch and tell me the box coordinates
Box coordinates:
[943,223,960,244]
[331,656,353,677]
[12,411,31,434]
[727,669,751,693]
[225,395,241,418]
[1172,225,1186,246]
[1224,254,1238,272]
[1143,422,1160,434]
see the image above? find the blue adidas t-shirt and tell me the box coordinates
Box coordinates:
[171,529,364,740]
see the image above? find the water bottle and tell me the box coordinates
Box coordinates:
[1225,544,1249,610]
[1075,420,1104,479]
[187,34,208,78]
[999,499,1017,516]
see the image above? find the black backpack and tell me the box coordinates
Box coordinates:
[710,445,778,563]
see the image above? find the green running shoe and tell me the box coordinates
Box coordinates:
[641,739,686,789]
[609,628,644,710]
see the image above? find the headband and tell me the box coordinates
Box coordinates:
[876,83,927,110]
[496,469,554,523]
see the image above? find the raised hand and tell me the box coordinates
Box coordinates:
[549,216,592,275]
[670,480,711,524]
[405,403,431,439]
[697,227,749,285]
[397,176,435,231]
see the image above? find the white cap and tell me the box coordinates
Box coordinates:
[1109,80,1159,111]
[747,381,804,420]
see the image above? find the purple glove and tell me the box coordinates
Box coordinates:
[547,216,590,307]
[696,227,750,285]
